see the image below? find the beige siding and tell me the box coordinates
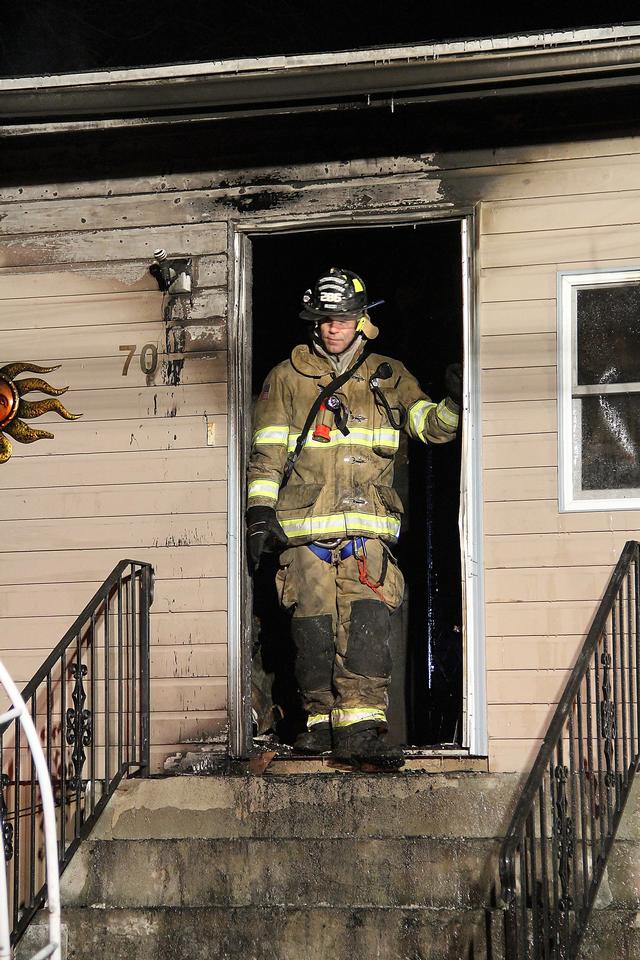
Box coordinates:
[4,133,640,772]
[479,143,640,772]
[0,255,228,771]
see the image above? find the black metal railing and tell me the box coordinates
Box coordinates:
[499,540,640,960]
[0,560,153,945]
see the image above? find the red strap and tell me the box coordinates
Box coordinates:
[356,551,388,603]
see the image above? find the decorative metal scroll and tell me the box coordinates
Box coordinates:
[553,764,574,913]
[600,639,616,788]
[0,362,81,464]
[0,774,13,862]
[65,664,92,792]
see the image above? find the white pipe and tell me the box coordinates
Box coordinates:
[0,662,61,960]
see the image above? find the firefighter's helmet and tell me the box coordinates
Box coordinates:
[300,268,378,339]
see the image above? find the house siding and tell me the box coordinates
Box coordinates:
[479,149,640,771]
[1,135,640,771]
[0,254,229,772]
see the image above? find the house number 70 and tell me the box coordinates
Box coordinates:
[119,344,159,376]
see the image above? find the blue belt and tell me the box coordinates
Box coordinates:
[307,537,367,564]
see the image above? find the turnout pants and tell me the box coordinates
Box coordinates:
[275,539,405,732]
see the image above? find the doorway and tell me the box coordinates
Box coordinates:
[228,213,488,757]
[229,215,486,757]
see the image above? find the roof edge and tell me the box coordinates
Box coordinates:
[2,23,640,129]
[2,24,640,89]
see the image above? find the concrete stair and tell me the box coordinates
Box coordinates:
[17,770,640,959]
[578,784,640,960]
[55,771,518,960]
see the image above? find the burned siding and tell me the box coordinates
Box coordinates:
[0,243,229,772]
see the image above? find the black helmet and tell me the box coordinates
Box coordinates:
[299,267,367,321]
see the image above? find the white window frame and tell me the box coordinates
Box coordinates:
[558,267,640,512]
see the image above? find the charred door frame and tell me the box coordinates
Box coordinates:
[228,208,487,759]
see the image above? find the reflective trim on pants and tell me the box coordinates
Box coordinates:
[332,707,387,729]
[307,713,331,728]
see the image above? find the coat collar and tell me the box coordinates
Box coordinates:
[290,340,367,378]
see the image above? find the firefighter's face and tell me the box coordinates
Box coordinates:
[318,315,358,354]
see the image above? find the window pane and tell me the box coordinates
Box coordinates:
[577,284,640,385]
[581,393,640,490]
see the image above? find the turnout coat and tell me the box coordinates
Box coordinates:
[247,341,459,546]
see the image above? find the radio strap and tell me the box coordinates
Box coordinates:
[281,347,369,485]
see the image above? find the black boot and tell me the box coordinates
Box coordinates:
[290,616,335,754]
[293,723,332,755]
[332,725,404,770]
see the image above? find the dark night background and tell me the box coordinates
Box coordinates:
[1,2,640,77]
[251,223,464,746]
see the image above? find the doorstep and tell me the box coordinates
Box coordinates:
[260,751,489,775]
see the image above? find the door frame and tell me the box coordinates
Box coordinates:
[227,208,487,758]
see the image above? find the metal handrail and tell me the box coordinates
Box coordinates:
[18,561,152,705]
[0,560,153,947]
[499,539,640,959]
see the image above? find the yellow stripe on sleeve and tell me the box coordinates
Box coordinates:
[436,398,459,428]
[252,425,289,446]
[407,399,437,440]
[247,479,280,501]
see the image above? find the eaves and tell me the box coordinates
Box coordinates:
[2,24,640,135]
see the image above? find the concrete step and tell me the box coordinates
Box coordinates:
[90,772,520,841]
[594,840,640,908]
[25,768,640,960]
[32,906,492,960]
[580,910,640,959]
[63,836,499,909]
[20,905,640,960]
[52,772,512,960]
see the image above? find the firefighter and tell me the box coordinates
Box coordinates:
[246,268,461,769]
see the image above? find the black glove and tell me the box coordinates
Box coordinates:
[246,505,288,568]
[444,363,463,403]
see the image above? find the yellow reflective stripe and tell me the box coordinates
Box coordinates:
[247,479,280,501]
[280,512,401,539]
[436,398,459,428]
[252,425,289,445]
[332,707,386,729]
[287,427,399,452]
[307,713,331,728]
[407,399,437,439]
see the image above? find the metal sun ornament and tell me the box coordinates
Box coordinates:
[0,362,81,464]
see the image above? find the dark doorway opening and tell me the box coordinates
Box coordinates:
[249,220,464,749]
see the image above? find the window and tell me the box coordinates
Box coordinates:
[558,269,640,511]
